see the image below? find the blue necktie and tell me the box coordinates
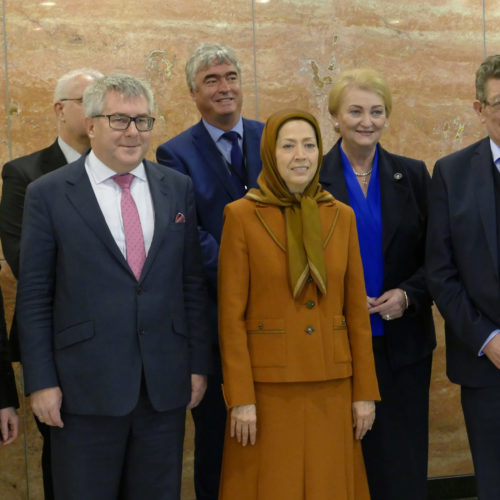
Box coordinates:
[222,131,246,196]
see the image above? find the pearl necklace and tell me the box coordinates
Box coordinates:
[353,168,372,177]
[353,168,372,186]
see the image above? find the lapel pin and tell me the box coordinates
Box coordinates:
[394,172,403,181]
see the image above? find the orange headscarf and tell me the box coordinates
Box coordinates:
[246,109,333,298]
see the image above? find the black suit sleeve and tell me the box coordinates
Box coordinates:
[0,161,31,278]
[0,284,18,409]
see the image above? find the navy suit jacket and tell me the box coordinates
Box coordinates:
[427,137,500,387]
[16,154,211,416]
[0,139,68,361]
[156,118,264,343]
[320,140,436,369]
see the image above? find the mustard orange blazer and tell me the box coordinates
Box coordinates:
[218,197,380,409]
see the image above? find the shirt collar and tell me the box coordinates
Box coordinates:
[57,136,82,164]
[489,138,500,169]
[86,150,147,184]
[202,117,244,143]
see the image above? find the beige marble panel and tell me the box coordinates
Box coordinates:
[253,0,486,163]
[1,0,259,169]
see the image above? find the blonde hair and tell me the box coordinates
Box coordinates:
[328,68,392,117]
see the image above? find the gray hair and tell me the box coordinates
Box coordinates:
[82,74,154,117]
[185,43,241,91]
[53,68,103,103]
[476,55,500,103]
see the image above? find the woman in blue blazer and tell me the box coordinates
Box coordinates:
[319,68,436,500]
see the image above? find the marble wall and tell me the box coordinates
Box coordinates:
[0,0,497,498]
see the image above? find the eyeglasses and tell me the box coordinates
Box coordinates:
[60,97,83,103]
[483,99,500,112]
[92,114,155,132]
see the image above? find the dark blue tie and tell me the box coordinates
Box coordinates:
[222,131,246,196]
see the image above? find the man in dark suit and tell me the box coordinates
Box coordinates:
[156,43,264,500]
[16,74,211,499]
[427,54,500,498]
[0,67,102,498]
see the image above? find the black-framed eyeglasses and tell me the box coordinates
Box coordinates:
[60,97,83,103]
[92,114,155,132]
[483,99,500,112]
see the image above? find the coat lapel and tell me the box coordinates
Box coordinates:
[243,119,263,188]
[64,156,129,273]
[378,147,410,256]
[191,120,240,200]
[255,204,287,251]
[474,139,499,278]
[319,141,350,204]
[140,161,173,281]
[40,140,69,175]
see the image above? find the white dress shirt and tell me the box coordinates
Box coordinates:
[84,151,155,258]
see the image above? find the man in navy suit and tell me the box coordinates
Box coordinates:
[427,55,500,498]
[156,43,264,500]
[0,67,102,499]
[17,74,211,499]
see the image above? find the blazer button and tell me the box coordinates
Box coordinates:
[306,300,315,309]
[307,276,313,283]
[258,323,264,330]
[137,286,144,295]
[139,328,146,336]
[305,326,314,335]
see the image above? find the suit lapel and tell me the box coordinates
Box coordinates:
[255,205,287,251]
[378,147,410,256]
[474,139,499,277]
[140,161,172,281]
[243,119,262,188]
[191,120,240,200]
[39,140,69,175]
[64,156,129,272]
[319,141,350,204]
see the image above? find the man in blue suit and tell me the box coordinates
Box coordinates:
[427,55,500,498]
[157,43,264,500]
[17,74,211,500]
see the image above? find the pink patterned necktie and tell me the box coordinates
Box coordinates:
[112,173,146,281]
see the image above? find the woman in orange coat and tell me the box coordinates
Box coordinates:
[217,109,380,500]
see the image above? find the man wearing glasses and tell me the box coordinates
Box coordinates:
[0,67,102,500]
[427,54,500,498]
[16,74,211,499]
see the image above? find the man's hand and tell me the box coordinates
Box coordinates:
[483,334,500,369]
[187,374,207,409]
[230,404,257,446]
[0,407,19,445]
[31,387,64,427]
[352,400,375,440]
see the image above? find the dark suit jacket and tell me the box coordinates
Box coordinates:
[16,155,211,415]
[320,140,436,370]
[0,139,68,361]
[156,118,264,343]
[427,137,500,387]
